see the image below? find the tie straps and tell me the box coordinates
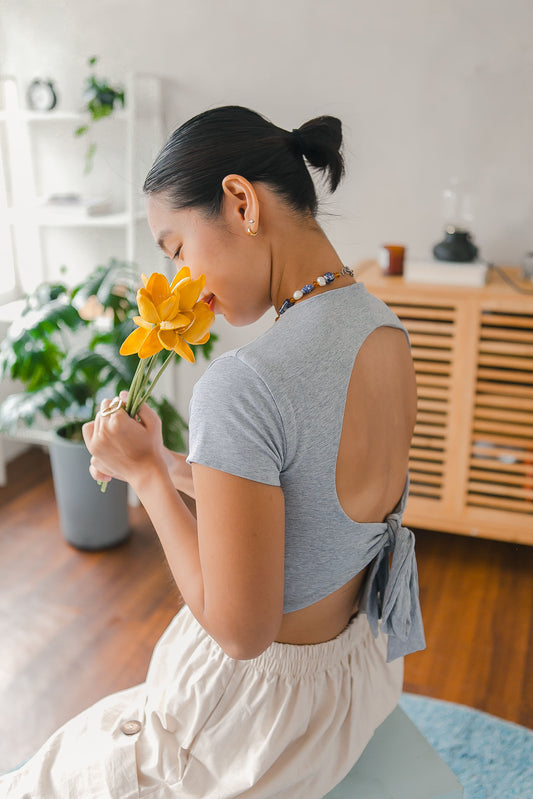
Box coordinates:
[359,512,426,662]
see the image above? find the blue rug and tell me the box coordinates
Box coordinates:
[399,693,533,799]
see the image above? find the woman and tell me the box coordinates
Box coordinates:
[1,106,425,798]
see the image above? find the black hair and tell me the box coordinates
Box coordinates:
[143,105,345,217]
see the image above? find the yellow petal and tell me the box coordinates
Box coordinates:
[157,294,181,321]
[120,326,151,356]
[133,316,153,330]
[177,310,195,329]
[159,313,194,331]
[138,326,164,358]
[196,332,210,344]
[141,273,149,288]
[170,266,191,291]
[137,289,160,324]
[182,302,215,344]
[145,272,171,307]
[179,275,206,311]
[173,335,195,363]
[158,329,179,350]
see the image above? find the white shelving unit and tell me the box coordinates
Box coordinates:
[0,72,168,483]
[0,72,165,292]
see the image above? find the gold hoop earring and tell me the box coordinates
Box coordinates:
[247,219,258,237]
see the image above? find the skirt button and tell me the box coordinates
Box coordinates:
[120,720,142,735]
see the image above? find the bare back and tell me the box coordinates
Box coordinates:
[277,326,417,644]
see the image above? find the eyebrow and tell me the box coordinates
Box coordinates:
[156,231,172,253]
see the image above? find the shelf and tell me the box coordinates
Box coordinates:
[0,298,26,323]
[0,110,128,122]
[7,208,146,228]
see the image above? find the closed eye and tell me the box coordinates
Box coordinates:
[173,245,182,260]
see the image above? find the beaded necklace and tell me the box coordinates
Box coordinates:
[275,265,355,321]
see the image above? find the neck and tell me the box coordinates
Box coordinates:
[268,218,347,313]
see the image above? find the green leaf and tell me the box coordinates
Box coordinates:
[150,396,188,453]
[74,125,89,137]
[84,142,97,175]
[0,383,80,433]
[89,318,135,351]
[71,260,139,316]
[95,260,138,311]
[8,298,82,344]
[93,343,138,384]
[71,264,108,310]
[27,283,68,307]
[0,333,65,386]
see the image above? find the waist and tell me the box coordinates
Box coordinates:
[276,569,367,645]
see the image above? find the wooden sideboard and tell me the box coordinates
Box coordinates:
[354,260,533,545]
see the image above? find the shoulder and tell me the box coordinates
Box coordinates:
[187,347,287,485]
[192,345,277,406]
[193,316,295,401]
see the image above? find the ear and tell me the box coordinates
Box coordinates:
[221,174,260,236]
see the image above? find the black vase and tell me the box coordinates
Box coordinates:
[433,228,479,263]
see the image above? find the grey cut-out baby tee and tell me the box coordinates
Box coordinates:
[187,282,425,661]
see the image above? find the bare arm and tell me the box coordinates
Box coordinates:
[83,402,285,659]
[162,448,196,499]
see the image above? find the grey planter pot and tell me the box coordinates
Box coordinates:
[49,427,130,550]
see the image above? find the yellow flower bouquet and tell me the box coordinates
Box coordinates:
[99,266,214,491]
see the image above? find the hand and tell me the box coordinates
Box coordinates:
[82,392,167,490]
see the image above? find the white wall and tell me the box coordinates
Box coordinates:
[2,0,533,418]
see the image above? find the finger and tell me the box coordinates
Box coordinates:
[90,454,110,474]
[89,462,112,483]
[90,455,113,480]
[135,402,162,432]
[99,397,114,414]
[82,420,94,448]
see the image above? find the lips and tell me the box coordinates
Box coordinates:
[202,293,215,312]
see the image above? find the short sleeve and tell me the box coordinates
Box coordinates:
[186,353,285,486]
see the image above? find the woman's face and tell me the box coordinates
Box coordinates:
[146,192,272,327]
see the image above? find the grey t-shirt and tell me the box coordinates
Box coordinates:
[187,282,425,661]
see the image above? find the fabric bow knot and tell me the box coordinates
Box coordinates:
[360,511,426,661]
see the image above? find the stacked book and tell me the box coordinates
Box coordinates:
[404,259,489,287]
[38,193,111,216]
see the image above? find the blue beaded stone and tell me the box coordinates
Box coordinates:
[279,299,293,314]
[324,272,335,283]
[302,284,314,295]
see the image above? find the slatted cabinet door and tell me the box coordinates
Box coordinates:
[468,308,533,517]
[356,260,533,545]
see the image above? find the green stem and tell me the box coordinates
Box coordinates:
[130,351,174,418]
[100,352,173,494]
[135,355,158,403]
[125,357,149,416]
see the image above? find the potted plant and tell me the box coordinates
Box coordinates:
[74,56,126,174]
[0,259,215,549]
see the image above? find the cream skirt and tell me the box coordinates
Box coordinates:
[0,605,403,798]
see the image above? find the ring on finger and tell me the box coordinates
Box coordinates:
[101,397,124,417]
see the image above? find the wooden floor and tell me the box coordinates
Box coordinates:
[0,448,531,772]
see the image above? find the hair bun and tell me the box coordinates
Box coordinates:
[290,116,344,193]
[290,128,307,155]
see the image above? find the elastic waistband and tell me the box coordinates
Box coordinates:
[182,605,375,679]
